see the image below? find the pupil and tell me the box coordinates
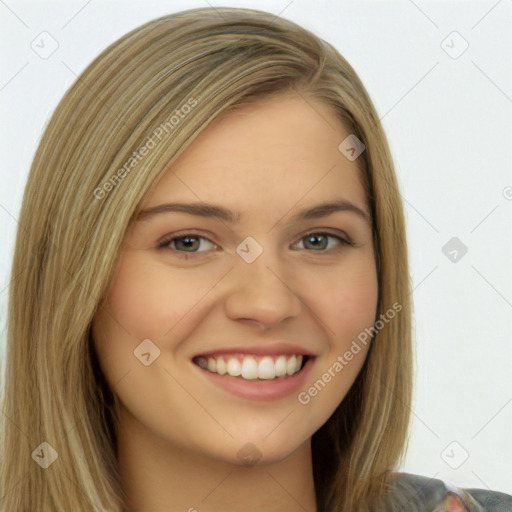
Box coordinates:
[307,234,326,250]
[178,236,198,251]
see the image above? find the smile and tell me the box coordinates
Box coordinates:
[191,342,317,401]
[193,354,306,380]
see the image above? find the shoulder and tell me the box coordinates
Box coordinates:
[385,472,512,512]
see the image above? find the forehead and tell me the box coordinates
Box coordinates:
[145,94,367,216]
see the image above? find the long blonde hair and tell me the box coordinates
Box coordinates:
[0,7,412,511]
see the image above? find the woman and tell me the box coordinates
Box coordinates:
[1,6,510,512]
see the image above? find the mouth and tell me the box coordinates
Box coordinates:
[192,352,315,401]
[193,353,309,380]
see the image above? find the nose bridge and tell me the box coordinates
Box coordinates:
[223,235,302,326]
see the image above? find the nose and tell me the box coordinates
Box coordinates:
[224,252,302,329]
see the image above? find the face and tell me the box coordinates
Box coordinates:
[92,93,378,466]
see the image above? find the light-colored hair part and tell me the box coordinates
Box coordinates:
[0,7,413,511]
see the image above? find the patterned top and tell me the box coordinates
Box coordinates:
[389,472,512,512]
[432,480,484,511]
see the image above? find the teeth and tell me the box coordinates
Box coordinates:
[196,358,208,370]
[241,357,258,380]
[196,354,305,380]
[227,358,241,377]
[274,355,287,377]
[216,357,227,375]
[258,356,275,379]
[286,355,297,375]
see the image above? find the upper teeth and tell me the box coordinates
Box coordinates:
[196,354,304,380]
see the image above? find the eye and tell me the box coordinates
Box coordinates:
[158,230,352,260]
[158,232,218,259]
[291,231,352,252]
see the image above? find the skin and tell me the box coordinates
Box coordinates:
[92,93,378,512]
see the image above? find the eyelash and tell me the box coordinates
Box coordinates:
[158,230,353,259]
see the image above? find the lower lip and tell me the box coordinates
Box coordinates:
[194,357,314,401]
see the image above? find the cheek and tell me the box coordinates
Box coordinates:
[101,253,219,340]
[295,262,377,429]
[307,257,378,344]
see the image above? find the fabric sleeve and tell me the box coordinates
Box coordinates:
[429,479,512,512]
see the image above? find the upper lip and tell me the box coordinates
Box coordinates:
[193,342,317,359]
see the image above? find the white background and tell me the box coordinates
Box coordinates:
[1,0,511,496]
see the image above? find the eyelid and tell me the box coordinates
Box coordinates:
[158,228,354,255]
[158,230,219,251]
[291,229,353,251]
[300,228,352,245]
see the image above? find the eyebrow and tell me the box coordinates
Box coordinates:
[137,199,372,226]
